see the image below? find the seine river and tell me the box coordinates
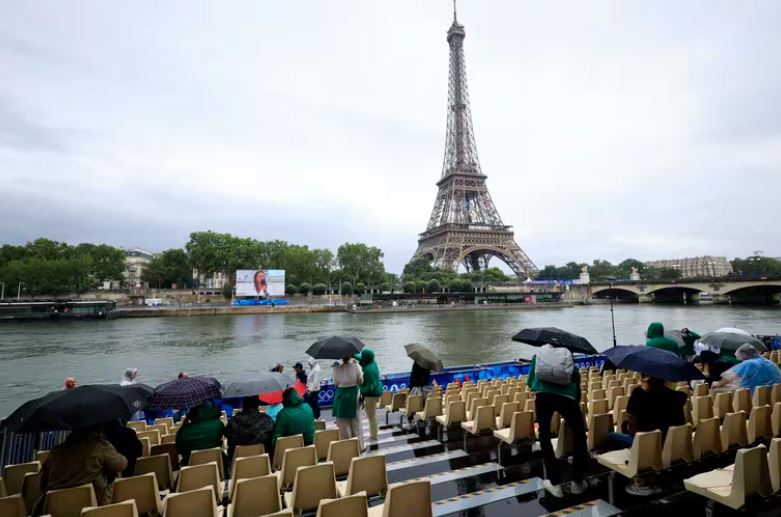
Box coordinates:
[0,304,779,417]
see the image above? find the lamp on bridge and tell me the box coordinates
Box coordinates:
[606,276,618,348]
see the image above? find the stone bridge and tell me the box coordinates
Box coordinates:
[582,279,781,304]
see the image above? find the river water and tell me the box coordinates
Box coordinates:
[0,304,779,417]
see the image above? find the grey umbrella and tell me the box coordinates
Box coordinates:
[700,331,766,353]
[666,330,687,350]
[221,372,295,399]
[405,343,444,372]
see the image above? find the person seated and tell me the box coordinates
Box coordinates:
[699,350,733,386]
[224,396,274,461]
[103,420,142,479]
[272,388,315,450]
[40,425,128,507]
[645,322,679,356]
[712,344,781,392]
[607,375,686,496]
[176,401,225,465]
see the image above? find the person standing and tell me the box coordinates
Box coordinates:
[305,358,323,420]
[527,345,589,498]
[409,362,430,396]
[358,349,383,443]
[332,355,364,449]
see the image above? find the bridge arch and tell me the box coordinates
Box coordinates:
[591,286,640,302]
[720,283,781,304]
[456,246,524,278]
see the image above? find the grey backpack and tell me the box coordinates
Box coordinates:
[535,345,574,385]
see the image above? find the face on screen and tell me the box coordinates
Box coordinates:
[254,271,267,293]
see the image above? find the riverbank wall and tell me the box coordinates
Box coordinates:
[346,302,574,314]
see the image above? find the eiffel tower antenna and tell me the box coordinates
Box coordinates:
[412,7,538,279]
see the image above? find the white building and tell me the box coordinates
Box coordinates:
[644,256,733,278]
[123,248,155,288]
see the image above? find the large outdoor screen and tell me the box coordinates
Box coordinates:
[235,269,286,297]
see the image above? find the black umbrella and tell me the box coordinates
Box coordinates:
[2,384,152,433]
[512,327,598,354]
[148,377,222,411]
[306,335,365,360]
[221,372,295,398]
[405,343,444,372]
[603,345,705,382]
[700,330,766,353]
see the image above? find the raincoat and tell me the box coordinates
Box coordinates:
[272,389,315,448]
[680,329,701,357]
[729,356,781,392]
[176,402,225,465]
[359,349,384,398]
[645,322,680,356]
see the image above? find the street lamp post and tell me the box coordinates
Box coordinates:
[607,276,617,348]
[17,282,25,301]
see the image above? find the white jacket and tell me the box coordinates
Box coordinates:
[307,360,323,391]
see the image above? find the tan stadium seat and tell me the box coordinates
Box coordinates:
[748,405,773,444]
[147,424,168,437]
[415,397,443,429]
[327,438,360,477]
[769,438,781,493]
[112,473,162,516]
[36,451,50,464]
[713,392,733,421]
[275,446,317,492]
[495,402,521,430]
[588,398,609,417]
[587,412,613,452]
[590,388,606,401]
[754,385,772,408]
[160,434,176,445]
[721,412,749,451]
[314,420,326,431]
[551,419,573,459]
[0,494,26,517]
[127,421,146,433]
[694,383,710,397]
[692,395,715,426]
[379,391,393,409]
[138,437,151,458]
[137,430,161,447]
[684,444,772,510]
[367,480,432,517]
[283,462,338,515]
[225,475,281,517]
[384,393,408,426]
[607,386,625,410]
[81,500,139,517]
[21,471,42,512]
[626,383,641,396]
[232,443,265,470]
[398,395,424,425]
[435,400,466,442]
[693,417,723,460]
[176,462,221,503]
[228,455,271,500]
[662,424,693,469]
[150,444,179,472]
[733,388,752,413]
[490,394,509,409]
[771,384,781,406]
[189,448,224,480]
[512,391,530,406]
[3,462,40,496]
[272,435,304,471]
[155,417,175,431]
[135,454,175,493]
[317,492,369,517]
[265,511,293,517]
[162,486,219,517]
[588,382,602,392]
[461,405,495,452]
[314,429,341,462]
[466,397,489,422]
[597,430,663,479]
[336,456,388,498]
[523,398,535,419]
[44,483,97,517]
[773,402,781,437]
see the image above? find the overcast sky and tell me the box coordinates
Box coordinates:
[1,1,780,273]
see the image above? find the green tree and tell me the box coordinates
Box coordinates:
[426,278,441,293]
[403,281,417,293]
[286,284,299,295]
[355,282,366,294]
[299,282,312,295]
[143,249,192,288]
[336,243,385,288]
[731,256,781,277]
[312,283,327,295]
[340,282,354,295]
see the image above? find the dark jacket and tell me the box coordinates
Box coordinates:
[176,403,224,465]
[272,389,315,448]
[104,422,142,479]
[409,362,430,389]
[359,349,384,398]
[225,410,274,459]
[645,322,680,356]
[700,350,733,385]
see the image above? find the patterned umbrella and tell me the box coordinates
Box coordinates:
[149,377,222,410]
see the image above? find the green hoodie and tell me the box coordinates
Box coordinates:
[176,402,224,465]
[679,329,701,357]
[272,388,315,448]
[359,349,384,398]
[646,322,680,356]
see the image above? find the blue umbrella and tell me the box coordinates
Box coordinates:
[603,345,705,382]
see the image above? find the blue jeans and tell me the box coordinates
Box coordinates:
[607,432,634,449]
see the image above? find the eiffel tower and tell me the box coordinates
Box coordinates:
[413,3,538,279]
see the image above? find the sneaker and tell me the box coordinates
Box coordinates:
[625,480,663,496]
[542,479,564,498]
[570,480,589,495]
